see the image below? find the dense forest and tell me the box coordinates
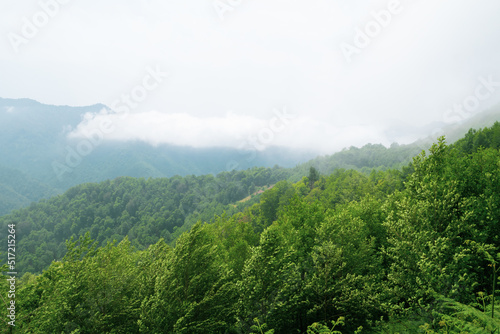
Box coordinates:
[0,166,291,273]
[0,140,429,274]
[2,123,500,333]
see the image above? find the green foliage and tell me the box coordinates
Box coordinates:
[139,222,238,333]
[5,123,500,333]
[250,318,275,334]
[258,180,295,229]
[16,235,144,333]
[292,142,423,180]
[308,166,320,189]
[420,295,500,333]
[452,121,500,154]
[307,317,346,334]
[0,167,289,274]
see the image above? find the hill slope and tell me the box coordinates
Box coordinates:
[6,124,500,333]
[0,165,57,214]
[0,166,291,273]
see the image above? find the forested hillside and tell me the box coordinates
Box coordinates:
[1,124,500,333]
[292,142,423,179]
[0,166,291,273]
[0,140,427,274]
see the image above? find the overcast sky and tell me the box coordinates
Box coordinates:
[1,0,500,153]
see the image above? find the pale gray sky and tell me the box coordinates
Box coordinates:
[1,0,500,153]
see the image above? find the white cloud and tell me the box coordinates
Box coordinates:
[68,108,392,154]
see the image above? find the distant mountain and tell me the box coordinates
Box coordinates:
[0,97,105,185]
[0,164,57,214]
[0,97,314,215]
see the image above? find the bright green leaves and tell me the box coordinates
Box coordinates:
[17,236,145,333]
[421,295,500,333]
[318,169,377,209]
[238,195,382,333]
[238,197,325,333]
[139,221,237,333]
[307,317,347,334]
[309,209,382,330]
[384,154,471,308]
[383,136,500,323]
[259,181,295,228]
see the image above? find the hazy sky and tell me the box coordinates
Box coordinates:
[1,0,500,153]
